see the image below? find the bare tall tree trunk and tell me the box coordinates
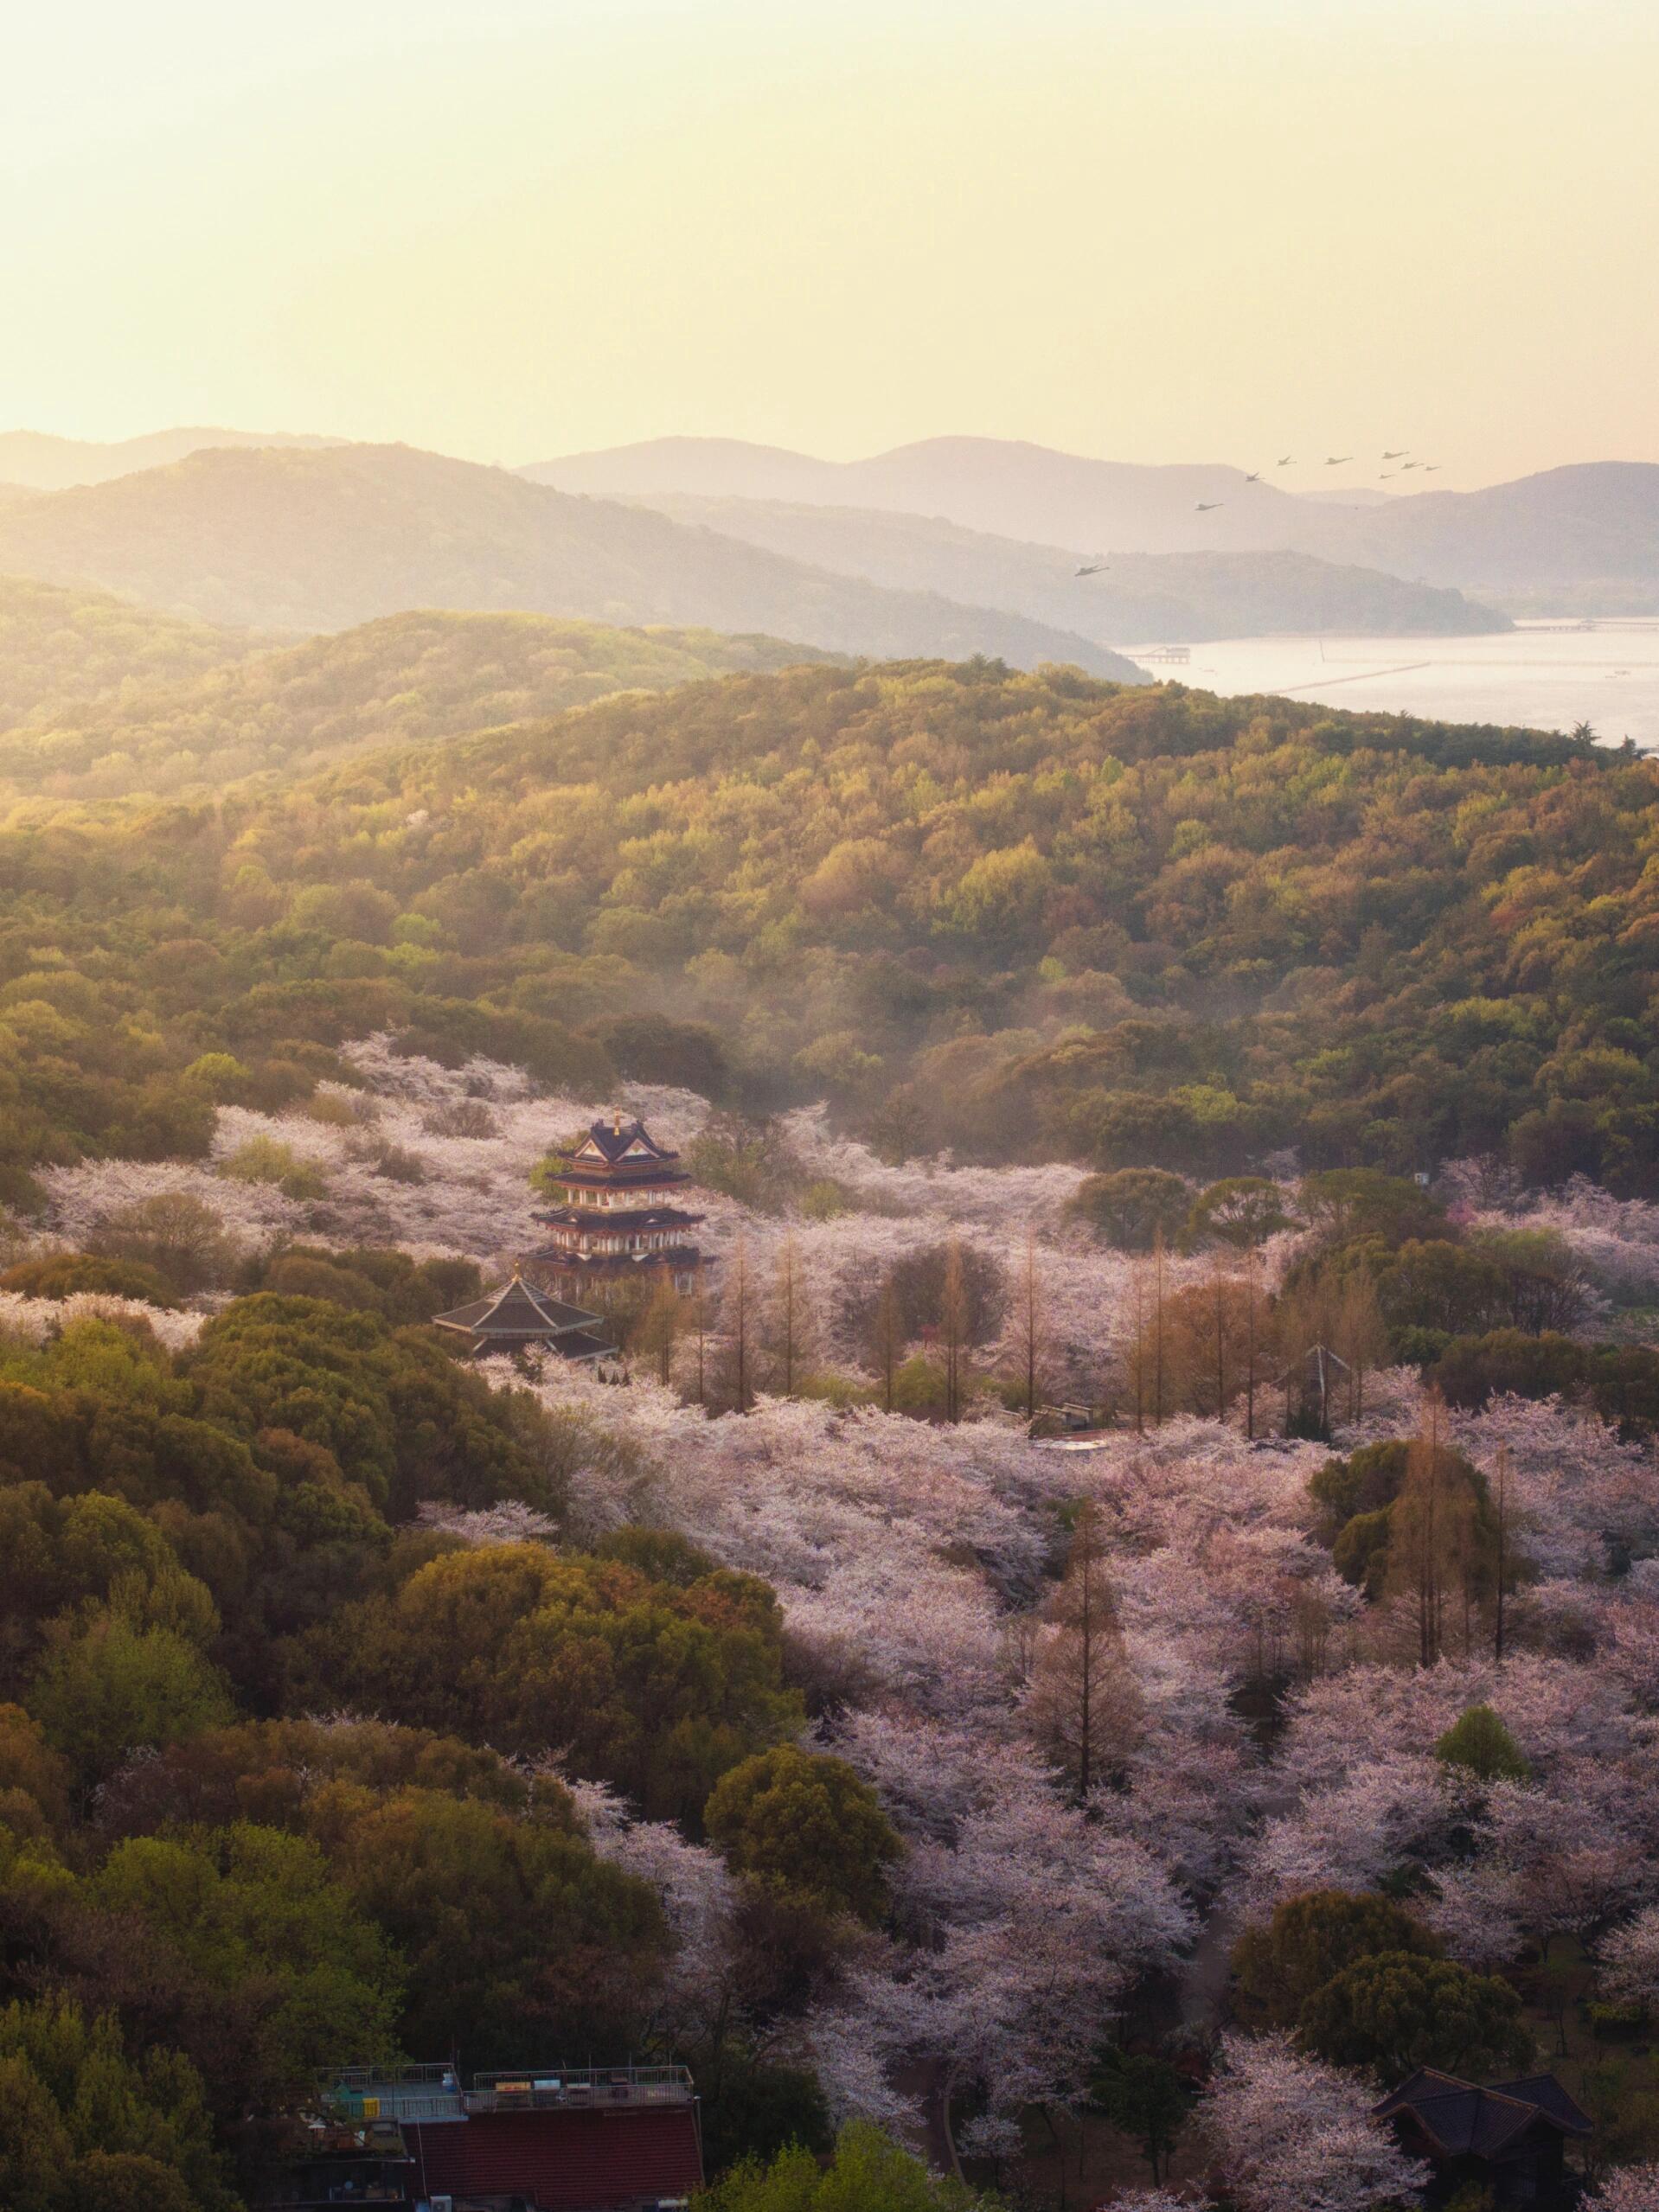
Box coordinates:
[773,1231,800,1397]
[1151,1231,1168,1429]
[875,1267,900,1415]
[1209,1252,1229,1417]
[941,1239,968,1425]
[1019,1231,1044,1422]
[1494,1444,1510,1664]
[730,1234,752,1414]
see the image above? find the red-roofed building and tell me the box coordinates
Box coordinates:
[276,2066,701,2212]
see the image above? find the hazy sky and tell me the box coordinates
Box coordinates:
[4,0,1656,486]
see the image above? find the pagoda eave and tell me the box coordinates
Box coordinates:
[528,1246,705,1276]
[533,1207,704,1233]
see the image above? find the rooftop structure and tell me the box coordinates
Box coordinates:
[431,1275,620,1364]
[1375,2068,1591,2208]
[528,1114,706,1301]
[285,2065,701,2212]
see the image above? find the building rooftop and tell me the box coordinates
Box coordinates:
[567,1113,682,1169]
[431,1277,621,1361]
[1375,2068,1592,2157]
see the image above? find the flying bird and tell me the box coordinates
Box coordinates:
[1277,455,1294,467]
[1400,460,1425,470]
[1325,455,1352,466]
[1194,501,1223,513]
[1244,470,1262,483]
[1382,449,1407,459]
[1380,472,1395,480]
[1423,464,1441,473]
[1073,560,1111,576]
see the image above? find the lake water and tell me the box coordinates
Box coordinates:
[1123,621,1659,749]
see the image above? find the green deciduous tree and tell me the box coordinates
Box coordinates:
[1434,1704,1532,1782]
[1233,1890,1444,2028]
[704,1746,901,1924]
[1297,1950,1532,2081]
[699,2121,996,2212]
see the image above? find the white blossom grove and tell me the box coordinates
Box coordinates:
[1199,2034,1427,2212]
[0,1286,205,1353]
[29,1038,1659,2193]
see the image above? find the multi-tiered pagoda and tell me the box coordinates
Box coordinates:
[528,1112,706,1304]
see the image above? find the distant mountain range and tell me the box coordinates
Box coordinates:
[526,437,1659,606]
[1315,463,1659,599]
[8,426,1656,623]
[527,435,1298,557]
[616,495,1507,641]
[0,444,1143,677]
[0,425,342,491]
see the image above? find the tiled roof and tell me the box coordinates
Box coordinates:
[432,1277,605,1339]
[560,1327,622,1361]
[1375,2068,1591,2156]
[534,1206,702,1231]
[1491,2075,1593,2135]
[570,1114,680,1167]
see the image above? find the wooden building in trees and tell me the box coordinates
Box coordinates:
[528,1114,706,1303]
[263,2063,703,2211]
[431,1275,620,1365]
[1374,2068,1591,2208]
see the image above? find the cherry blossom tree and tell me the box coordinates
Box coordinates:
[1199,2032,1426,2212]
[1598,1905,1659,2013]
[1593,2169,1659,2212]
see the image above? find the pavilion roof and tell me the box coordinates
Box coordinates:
[1374,2068,1592,2157]
[432,1276,608,1341]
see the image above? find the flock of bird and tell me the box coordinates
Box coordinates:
[1073,449,1444,572]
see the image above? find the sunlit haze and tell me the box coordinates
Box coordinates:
[4,0,1656,484]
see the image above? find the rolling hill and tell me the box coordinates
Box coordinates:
[621,495,1508,640]
[0,605,842,799]
[0,444,1144,677]
[1321,462,1659,600]
[0,425,342,490]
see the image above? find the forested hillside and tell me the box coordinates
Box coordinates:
[0,444,1141,675]
[0,575,254,731]
[1,659,1652,1207]
[0,605,837,799]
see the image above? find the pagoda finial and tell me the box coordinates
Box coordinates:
[613,1109,624,1134]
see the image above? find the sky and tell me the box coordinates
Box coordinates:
[3,0,1656,487]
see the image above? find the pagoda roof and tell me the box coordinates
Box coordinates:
[534,1205,703,1231]
[432,1276,610,1342]
[565,1113,681,1169]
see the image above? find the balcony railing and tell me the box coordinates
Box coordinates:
[320,2064,695,2126]
[321,2066,465,2125]
[466,2067,695,2113]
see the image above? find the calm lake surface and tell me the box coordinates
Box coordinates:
[1124,621,1659,748]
